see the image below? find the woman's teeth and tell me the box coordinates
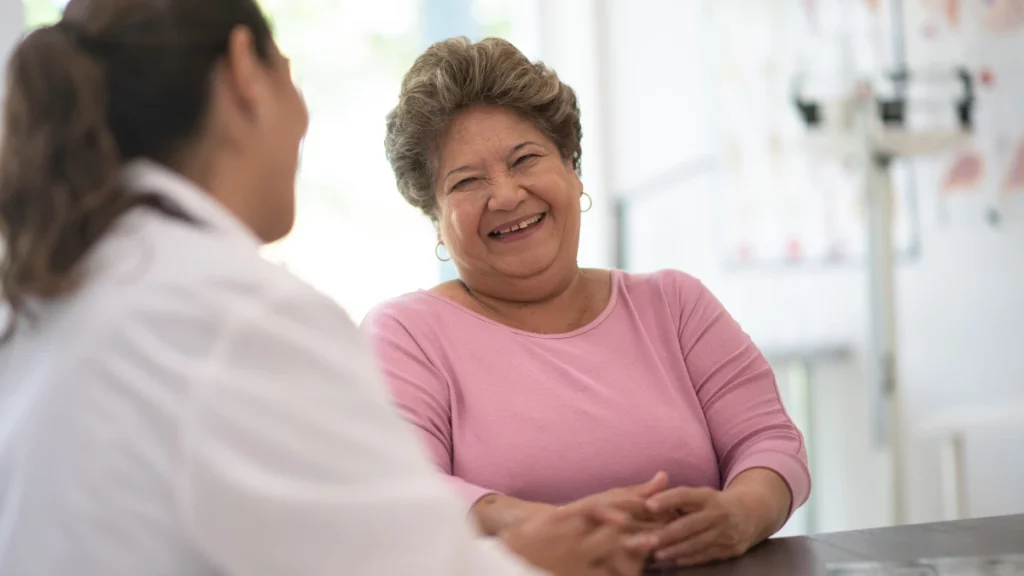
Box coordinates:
[490,214,543,237]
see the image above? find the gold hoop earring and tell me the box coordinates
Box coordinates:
[580,192,593,213]
[435,242,451,262]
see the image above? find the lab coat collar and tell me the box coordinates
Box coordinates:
[120,159,264,251]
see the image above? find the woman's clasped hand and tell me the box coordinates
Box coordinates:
[549,472,763,569]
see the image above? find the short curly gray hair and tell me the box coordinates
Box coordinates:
[384,37,582,221]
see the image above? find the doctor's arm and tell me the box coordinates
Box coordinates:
[174,285,643,576]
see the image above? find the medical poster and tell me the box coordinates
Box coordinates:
[713,0,907,266]
[716,0,1024,266]
[906,0,1024,226]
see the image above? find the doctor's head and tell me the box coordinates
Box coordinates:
[0,0,307,320]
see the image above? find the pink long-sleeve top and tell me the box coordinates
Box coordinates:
[362,269,810,515]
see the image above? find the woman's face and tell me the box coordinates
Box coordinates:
[434,105,583,297]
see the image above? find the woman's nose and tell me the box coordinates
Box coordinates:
[487,176,527,212]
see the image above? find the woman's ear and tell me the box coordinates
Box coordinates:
[434,217,444,246]
[571,169,583,193]
[432,206,445,236]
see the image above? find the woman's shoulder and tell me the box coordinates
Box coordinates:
[616,268,707,300]
[611,269,725,339]
[360,284,464,336]
[363,290,436,325]
[614,268,721,323]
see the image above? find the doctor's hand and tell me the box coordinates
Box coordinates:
[643,486,757,568]
[500,504,657,576]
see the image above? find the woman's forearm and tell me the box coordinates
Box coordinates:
[723,467,792,543]
[471,493,558,536]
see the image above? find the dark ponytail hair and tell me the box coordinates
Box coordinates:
[0,0,274,340]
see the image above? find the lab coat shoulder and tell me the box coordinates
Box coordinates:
[86,202,396,425]
[122,216,544,576]
[82,210,269,320]
[84,208,318,340]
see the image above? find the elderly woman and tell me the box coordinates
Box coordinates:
[364,37,810,568]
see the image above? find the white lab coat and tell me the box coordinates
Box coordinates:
[0,160,540,576]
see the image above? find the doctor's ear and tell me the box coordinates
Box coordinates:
[218,25,272,124]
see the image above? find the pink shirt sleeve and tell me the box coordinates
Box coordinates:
[672,273,811,515]
[362,309,496,508]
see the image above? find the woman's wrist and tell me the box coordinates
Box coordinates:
[722,468,792,544]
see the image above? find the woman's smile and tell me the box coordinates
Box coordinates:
[486,212,546,242]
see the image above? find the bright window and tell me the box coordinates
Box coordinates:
[258,0,436,322]
[21,0,63,28]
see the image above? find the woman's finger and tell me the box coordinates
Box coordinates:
[562,499,631,527]
[608,495,653,518]
[623,532,659,555]
[646,486,714,515]
[596,494,658,525]
[654,509,717,549]
[623,520,664,534]
[649,508,682,524]
[653,525,718,562]
[632,471,670,498]
[588,506,632,527]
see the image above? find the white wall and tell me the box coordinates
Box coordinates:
[573,0,1024,531]
[536,0,614,269]
[0,1,25,100]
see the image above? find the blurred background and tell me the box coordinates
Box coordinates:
[2,0,1022,538]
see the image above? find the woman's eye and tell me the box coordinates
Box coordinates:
[453,177,477,190]
[514,154,539,166]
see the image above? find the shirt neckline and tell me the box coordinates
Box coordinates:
[120,158,263,251]
[417,269,623,340]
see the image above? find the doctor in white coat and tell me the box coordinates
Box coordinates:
[0,1,656,575]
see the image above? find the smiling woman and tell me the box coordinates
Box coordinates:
[431,104,585,304]
[364,36,812,569]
